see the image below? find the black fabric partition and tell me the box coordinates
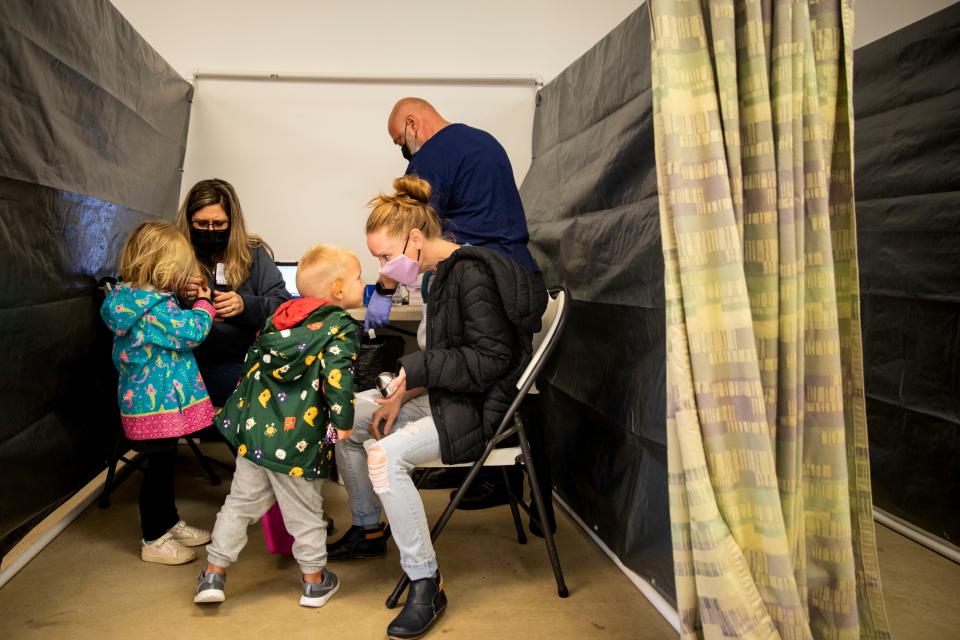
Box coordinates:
[0,0,192,555]
[854,3,960,545]
[519,4,674,601]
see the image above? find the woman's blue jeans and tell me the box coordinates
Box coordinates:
[335,394,441,580]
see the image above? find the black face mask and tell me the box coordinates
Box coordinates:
[190,228,229,261]
[400,122,418,161]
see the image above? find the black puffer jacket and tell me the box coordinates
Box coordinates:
[400,246,547,464]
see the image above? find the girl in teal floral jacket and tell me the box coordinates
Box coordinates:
[101,222,216,566]
[102,279,216,439]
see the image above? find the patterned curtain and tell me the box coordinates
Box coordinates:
[649,1,891,638]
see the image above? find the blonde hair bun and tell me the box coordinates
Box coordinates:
[393,175,432,205]
[366,175,442,240]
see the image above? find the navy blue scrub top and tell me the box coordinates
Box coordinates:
[406,123,539,273]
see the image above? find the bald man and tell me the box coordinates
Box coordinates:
[363,98,540,331]
[387,97,538,273]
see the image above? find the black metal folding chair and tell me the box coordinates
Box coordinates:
[385,286,571,608]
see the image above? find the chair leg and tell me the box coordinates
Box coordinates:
[413,469,430,490]
[206,434,238,472]
[186,438,221,486]
[100,453,146,509]
[99,456,119,509]
[99,430,126,509]
[502,466,527,545]
[198,431,238,473]
[385,574,409,609]
[517,417,568,598]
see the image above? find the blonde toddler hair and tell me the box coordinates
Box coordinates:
[120,221,201,292]
[297,244,359,299]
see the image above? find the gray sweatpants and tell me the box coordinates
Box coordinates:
[206,456,327,574]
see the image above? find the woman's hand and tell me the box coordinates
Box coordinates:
[371,368,407,439]
[213,290,245,320]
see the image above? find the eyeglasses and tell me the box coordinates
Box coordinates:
[191,220,229,231]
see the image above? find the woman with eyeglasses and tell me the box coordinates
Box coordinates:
[175,179,290,406]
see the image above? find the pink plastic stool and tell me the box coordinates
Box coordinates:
[261,501,294,555]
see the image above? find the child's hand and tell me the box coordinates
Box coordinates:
[182,275,206,302]
[335,428,353,442]
[197,281,212,301]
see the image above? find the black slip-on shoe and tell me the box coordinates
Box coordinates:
[414,468,468,490]
[387,572,448,640]
[528,511,558,538]
[451,480,513,510]
[327,523,387,560]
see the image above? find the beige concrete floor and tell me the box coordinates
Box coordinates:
[0,445,674,640]
[1,445,957,639]
[874,523,960,640]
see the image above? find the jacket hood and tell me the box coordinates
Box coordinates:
[100,285,171,335]
[255,305,357,381]
[440,246,547,334]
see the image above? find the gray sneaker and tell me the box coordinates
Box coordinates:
[300,569,340,608]
[194,569,226,604]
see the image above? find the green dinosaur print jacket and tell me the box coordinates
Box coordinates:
[215,302,359,479]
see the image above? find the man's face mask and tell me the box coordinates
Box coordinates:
[400,123,420,161]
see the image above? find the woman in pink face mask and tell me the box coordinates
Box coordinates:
[373,217,433,289]
[332,175,546,640]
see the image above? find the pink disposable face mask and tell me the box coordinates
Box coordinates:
[378,235,421,287]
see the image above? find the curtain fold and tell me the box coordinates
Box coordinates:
[649,1,890,638]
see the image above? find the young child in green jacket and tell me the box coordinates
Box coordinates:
[195,244,365,608]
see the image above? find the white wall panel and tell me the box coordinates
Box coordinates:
[182,79,536,273]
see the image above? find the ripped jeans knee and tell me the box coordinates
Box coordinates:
[366,442,390,494]
[363,416,440,496]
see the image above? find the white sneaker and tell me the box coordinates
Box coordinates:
[141,533,196,565]
[167,520,211,547]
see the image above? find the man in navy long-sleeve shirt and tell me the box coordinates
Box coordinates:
[388,97,539,273]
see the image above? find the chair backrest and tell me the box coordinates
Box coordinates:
[516,288,568,392]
